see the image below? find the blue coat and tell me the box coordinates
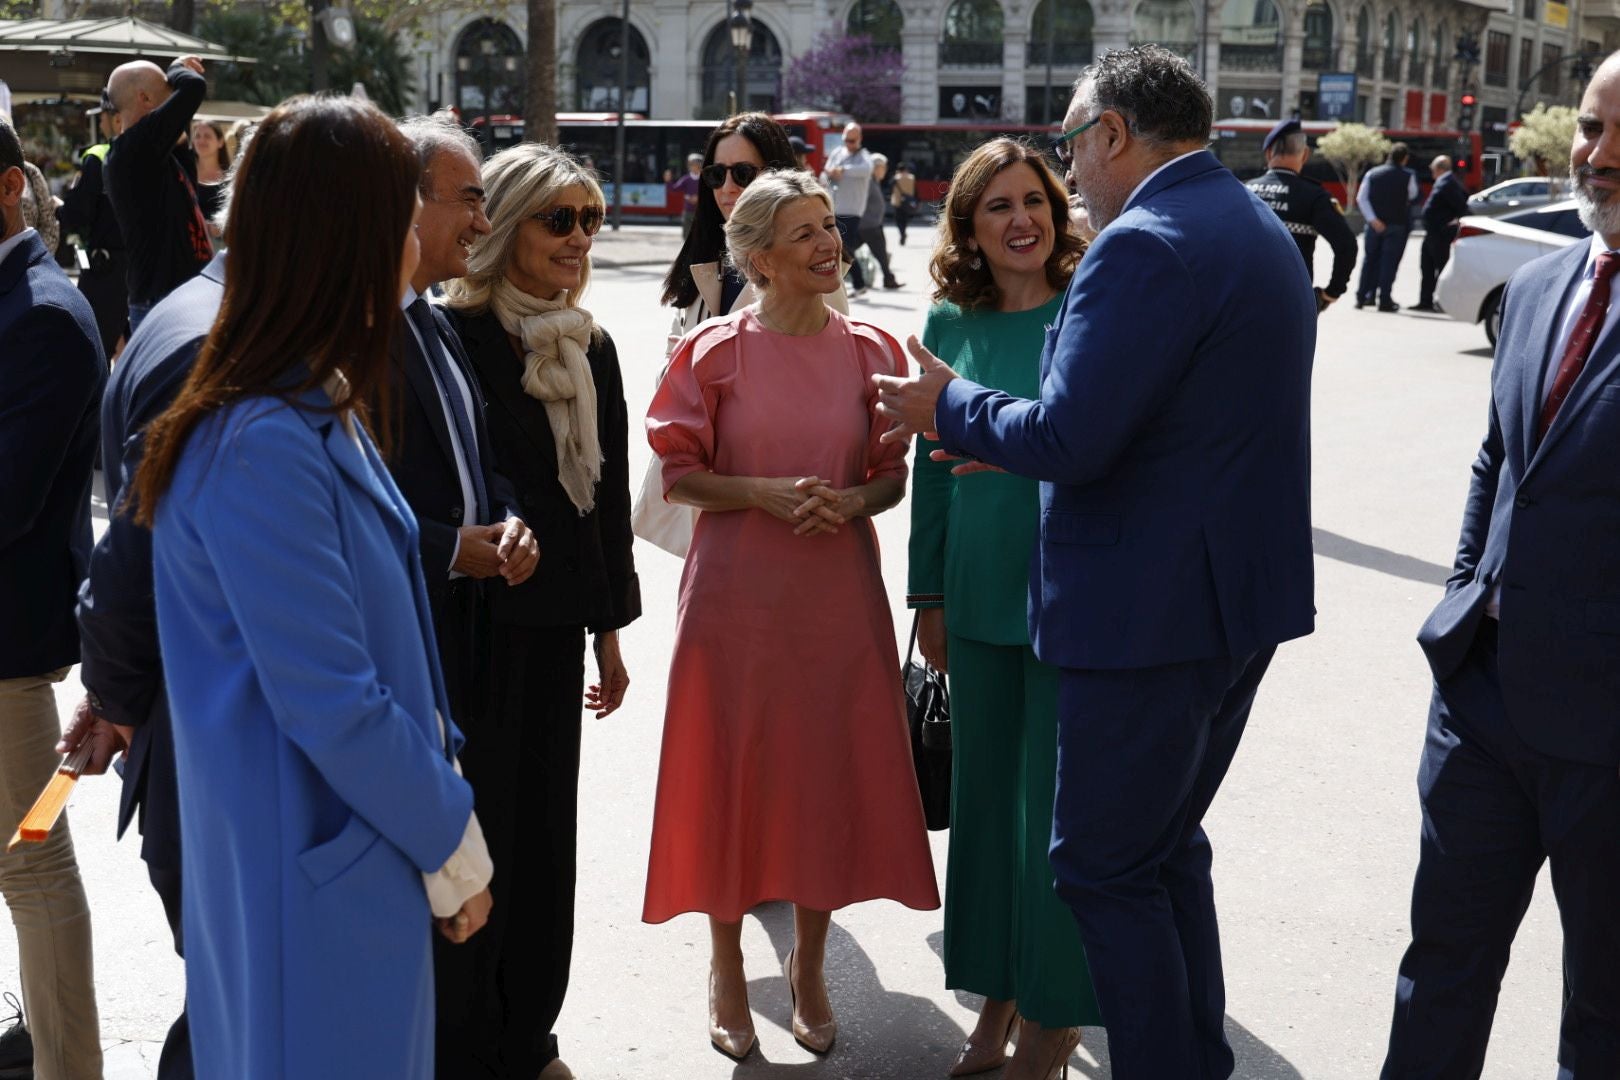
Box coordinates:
[935,151,1317,669]
[1419,239,1620,766]
[152,388,475,1079]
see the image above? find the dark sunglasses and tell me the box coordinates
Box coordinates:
[702,162,761,189]
[533,204,605,237]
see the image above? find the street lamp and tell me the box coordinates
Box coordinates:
[730,0,753,115]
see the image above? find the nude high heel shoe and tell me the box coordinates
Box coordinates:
[784,948,837,1054]
[708,966,756,1061]
[1014,1025,1080,1080]
[949,1006,1019,1076]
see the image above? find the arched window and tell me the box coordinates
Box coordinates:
[699,19,783,118]
[941,0,1004,66]
[1129,0,1197,57]
[574,19,651,112]
[1432,21,1448,86]
[1303,1,1334,71]
[1383,11,1400,76]
[1220,0,1282,73]
[847,0,903,48]
[1407,16,1424,82]
[1355,5,1373,75]
[1029,0,1095,67]
[454,19,525,123]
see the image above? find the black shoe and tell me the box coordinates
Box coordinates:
[1378,302,1401,313]
[0,993,32,1080]
[1354,297,1370,309]
[1411,301,1437,312]
[882,279,903,290]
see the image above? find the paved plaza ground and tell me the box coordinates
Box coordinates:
[2,226,1566,1078]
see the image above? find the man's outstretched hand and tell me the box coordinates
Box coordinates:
[873,335,959,444]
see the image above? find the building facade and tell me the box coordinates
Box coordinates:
[411,0,1589,137]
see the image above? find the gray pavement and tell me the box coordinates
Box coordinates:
[2,228,1566,1079]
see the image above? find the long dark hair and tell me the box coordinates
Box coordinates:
[132,96,420,526]
[659,112,797,309]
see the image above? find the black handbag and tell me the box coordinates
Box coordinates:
[903,612,952,831]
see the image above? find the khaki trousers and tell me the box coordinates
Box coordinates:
[0,668,102,1079]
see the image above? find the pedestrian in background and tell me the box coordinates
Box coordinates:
[131,96,492,1080]
[55,107,128,359]
[890,160,918,245]
[860,152,902,290]
[820,120,873,295]
[188,119,229,230]
[1413,154,1470,313]
[18,158,59,254]
[666,151,703,236]
[643,170,938,1062]
[1245,117,1357,312]
[444,142,640,1080]
[1355,141,1418,312]
[103,55,213,331]
[0,113,106,1080]
[909,137,1100,1080]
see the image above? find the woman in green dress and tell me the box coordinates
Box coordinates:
[908,138,1099,1080]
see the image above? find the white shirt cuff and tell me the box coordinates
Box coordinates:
[423,804,493,918]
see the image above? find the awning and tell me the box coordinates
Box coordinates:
[0,17,256,63]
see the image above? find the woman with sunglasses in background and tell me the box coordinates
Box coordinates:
[444,143,641,1078]
[909,138,1098,1080]
[635,113,850,557]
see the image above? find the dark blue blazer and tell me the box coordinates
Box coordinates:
[1418,239,1620,766]
[935,151,1317,670]
[0,230,105,680]
[77,254,222,861]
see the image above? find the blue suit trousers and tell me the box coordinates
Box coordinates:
[1358,224,1410,306]
[1051,648,1275,1079]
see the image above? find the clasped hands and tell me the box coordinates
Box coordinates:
[872,335,1005,477]
[453,517,539,583]
[755,476,865,536]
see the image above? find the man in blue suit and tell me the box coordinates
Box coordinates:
[876,46,1316,1078]
[1380,52,1620,1080]
[0,115,106,1079]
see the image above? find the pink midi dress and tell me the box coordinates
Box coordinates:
[641,307,940,924]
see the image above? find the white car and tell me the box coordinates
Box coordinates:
[1465,177,1561,218]
[1437,200,1589,344]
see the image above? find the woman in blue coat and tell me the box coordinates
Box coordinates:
[131,96,493,1079]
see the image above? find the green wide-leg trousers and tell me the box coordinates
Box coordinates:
[942,634,1102,1028]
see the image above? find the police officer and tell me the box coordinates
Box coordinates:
[1245,117,1357,313]
[55,101,128,359]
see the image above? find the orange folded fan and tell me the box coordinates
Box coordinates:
[6,743,95,852]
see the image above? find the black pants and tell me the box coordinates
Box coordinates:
[1418,227,1452,307]
[428,578,487,725]
[77,256,127,360]
[1382,620,1620,1079]
[1357,224,1410,306]
[435,624,587,1079]
[859,224,898,286]
[835,215,866,289]
[894,202,914,244]
[146,863,192,1080]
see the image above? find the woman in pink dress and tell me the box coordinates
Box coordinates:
[643,170,939,1061]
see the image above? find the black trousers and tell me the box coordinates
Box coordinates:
[146,863,192,1080]
[1418,228,1452,307]
[1382,620,1620,1079]
[859,223,897,286]
[835,216,866,289]
[1357,224,1410,306]
[428,578,487,725]
[435,624,586,1079]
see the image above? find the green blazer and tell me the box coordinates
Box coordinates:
[907,296,1061,646]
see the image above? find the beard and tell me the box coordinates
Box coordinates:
[1073,171,1129,233]
[1573,164,1620,238]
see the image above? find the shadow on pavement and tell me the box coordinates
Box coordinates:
[1313,527,1452,587]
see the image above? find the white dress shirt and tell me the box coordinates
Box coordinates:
[0,226,38,267]
[1123,150,1206,215]
[1354,170,1420,226]
[400,287,480,575]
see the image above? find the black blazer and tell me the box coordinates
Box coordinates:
[447,308,640,633]
[384,301,518,596]
[0,231,105,680]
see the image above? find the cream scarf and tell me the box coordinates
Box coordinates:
[489,278,602,514]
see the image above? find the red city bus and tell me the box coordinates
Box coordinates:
[1208,118,1485,204]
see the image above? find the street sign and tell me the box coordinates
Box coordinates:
[1317,72,1357,121]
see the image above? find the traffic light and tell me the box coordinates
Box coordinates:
[1459,92,1477,131]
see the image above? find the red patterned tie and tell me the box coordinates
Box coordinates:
[1540,251,1620,440]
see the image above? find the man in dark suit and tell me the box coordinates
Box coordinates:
[0,115,106,1080]
[876,46,1315,1079]
[1413,154,1472,312]
[66,251,228,1080]
[1355,142,1420,311]
[1381,52,1620,1080]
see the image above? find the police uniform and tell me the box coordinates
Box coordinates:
[1245,118,1358,309]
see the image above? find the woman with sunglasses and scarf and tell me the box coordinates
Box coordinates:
[444,143,641,1080]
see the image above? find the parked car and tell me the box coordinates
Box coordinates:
[1438,200,1589,344]
[1465,177,1561,218]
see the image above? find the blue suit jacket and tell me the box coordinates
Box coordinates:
[77,255,223,864]
[0,230,106,679]
[1418,239,1620,766]
[935,151,1317,670]
[152,390,473,1078]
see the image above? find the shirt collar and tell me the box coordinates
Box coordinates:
[1585,230,1620,273]
[0,227,38,269]
[401,285,419,311]
[1124,150,1204,214]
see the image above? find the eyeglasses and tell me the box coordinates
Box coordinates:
[701,162,761,189]
[533,204,605,237]
[1052,115,1103,167]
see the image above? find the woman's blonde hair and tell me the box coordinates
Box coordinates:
[722,169,834,291]
[445,142,605,313]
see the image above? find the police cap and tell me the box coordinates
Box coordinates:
[1262,117,1301,156]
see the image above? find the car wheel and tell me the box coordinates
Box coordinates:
[1483,288,1503,346]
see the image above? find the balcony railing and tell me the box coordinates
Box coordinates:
[1221,45,1283,71]
[1485,65,1508,86]
[1432,60,1449,86]
[940,40,1004,66]
[1028,40,1095,66]
[1356,51,1375,76]
[1409,56,1426,83]
[1303,43,1333,70]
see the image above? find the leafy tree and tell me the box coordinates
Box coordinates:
[1316,123,1391,211]
[197,7,413,114]
[330,16,413,114]
[782,31,904,124]
[1510,103,1578,178]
